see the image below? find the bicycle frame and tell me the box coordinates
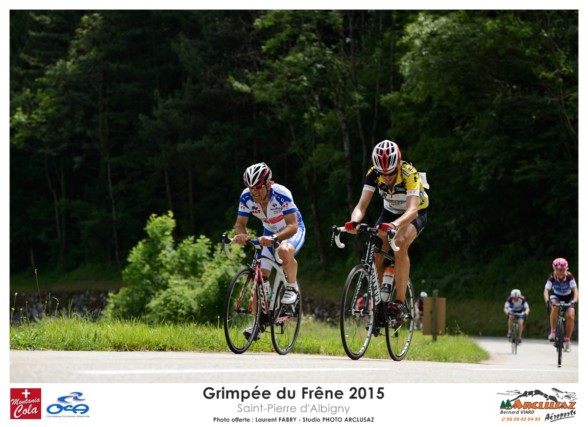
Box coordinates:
[250,251,288,317]
[224,234,284,319]
[333,224,393,310]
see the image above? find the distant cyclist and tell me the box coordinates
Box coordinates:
[414,291,427,330]
[503,289,530,344]
[345,140,429,323]
[543,258,579,352]
[233,162,306,340]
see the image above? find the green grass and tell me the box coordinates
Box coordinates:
[10,316,489,363]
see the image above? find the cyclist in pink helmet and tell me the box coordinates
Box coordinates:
[543,257,579,352]
[345,140,429,322]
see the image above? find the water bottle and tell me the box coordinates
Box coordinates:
[381,266,394,302]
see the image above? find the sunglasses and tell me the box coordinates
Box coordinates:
[381,169,397,177]
[249,183,266,190]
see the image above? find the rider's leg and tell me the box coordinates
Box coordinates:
[390,224,418,305]
[507,315,513,334]
[278,242,300,305]
[518,317,524,338]
[549,296,559,339]
[550,307,558,330]
[278,243,298,284]
[565,307,576,341]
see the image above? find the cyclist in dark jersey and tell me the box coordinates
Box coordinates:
[345,140,429,321]
[543,257,579,352]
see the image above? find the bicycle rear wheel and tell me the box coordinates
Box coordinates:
[511,322,519,355]
[271,283,302,355]
[556,317,565,367]
[340,265,374,360]
[386,278,415,361]
[223,268,260,354]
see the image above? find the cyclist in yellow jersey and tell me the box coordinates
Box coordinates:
[346,140,429,320]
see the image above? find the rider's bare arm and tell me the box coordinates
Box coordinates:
[233,216,250,244]
[543,288,551,304]
[348,190,374,232]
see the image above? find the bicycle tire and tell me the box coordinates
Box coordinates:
[556,316,565,367]
[386,278,415,361]
[271,283,302,355]
[511,322,518,355]
[340,265,374,360]
[223,268,260,354]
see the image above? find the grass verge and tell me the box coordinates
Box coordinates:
[10,316,489,363]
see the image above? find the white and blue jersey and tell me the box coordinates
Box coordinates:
[504,296,529,314]
[545,272,577,297]
[238,183,305,256]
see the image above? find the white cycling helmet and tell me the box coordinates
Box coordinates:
[510,289,521,298]
[372,140,401,174]
[420,291,428,298]
[243,162,272,188]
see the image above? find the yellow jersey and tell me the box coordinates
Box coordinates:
[363,162,429,214]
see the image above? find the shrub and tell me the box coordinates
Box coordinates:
[103,211,244,323]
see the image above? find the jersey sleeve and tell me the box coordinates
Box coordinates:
[362,167,379,192]
[273,184,299,216]
[237,189,252,217]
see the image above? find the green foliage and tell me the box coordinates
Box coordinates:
[145,283,200,324]
[103,211,243,323]
[10,11,578,312]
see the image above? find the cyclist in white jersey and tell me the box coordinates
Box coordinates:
[543,257,578,352]
[233,162,305,307]
[503,289,530,343]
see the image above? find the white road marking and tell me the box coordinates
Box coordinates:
[466,367,564,373]
[80,367,390,375]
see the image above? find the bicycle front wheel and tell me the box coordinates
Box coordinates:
[556,317,565,367]
[271,283,302,355]
[511,322,519,355]
[223,268,259,354]
[386,278,415,361]
[340,265,374,360]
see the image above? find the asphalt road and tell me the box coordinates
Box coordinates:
[10,337,578,383]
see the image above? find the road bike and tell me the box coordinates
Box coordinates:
[507,312,525,355]
[551,302,574,368]
[221,232,302,355]
[331,223,415,361]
